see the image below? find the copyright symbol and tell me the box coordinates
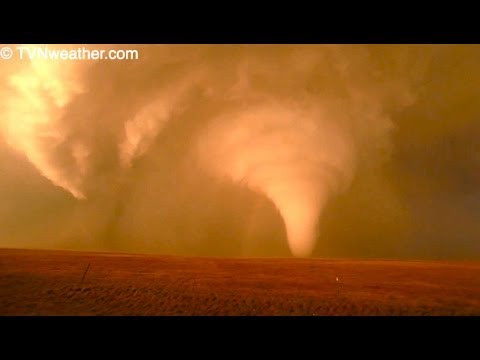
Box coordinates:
[0,47,13,60]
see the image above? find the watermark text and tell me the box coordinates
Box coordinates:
[0,46,139,61]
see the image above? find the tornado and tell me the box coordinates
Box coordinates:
[197,102,356,257]
[0,45,423,256]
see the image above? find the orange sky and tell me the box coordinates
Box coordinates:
[0,45,479,259]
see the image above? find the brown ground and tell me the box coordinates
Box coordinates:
[0,248,479,315]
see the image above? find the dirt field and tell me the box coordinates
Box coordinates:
[0,248,479,315]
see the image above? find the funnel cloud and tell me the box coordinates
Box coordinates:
[1,45,479,259]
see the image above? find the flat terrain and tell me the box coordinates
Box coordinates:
[0,248,479,315]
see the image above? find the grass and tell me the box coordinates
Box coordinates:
[0,248,479,316]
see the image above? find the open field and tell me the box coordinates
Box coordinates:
[0,248,479,315]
